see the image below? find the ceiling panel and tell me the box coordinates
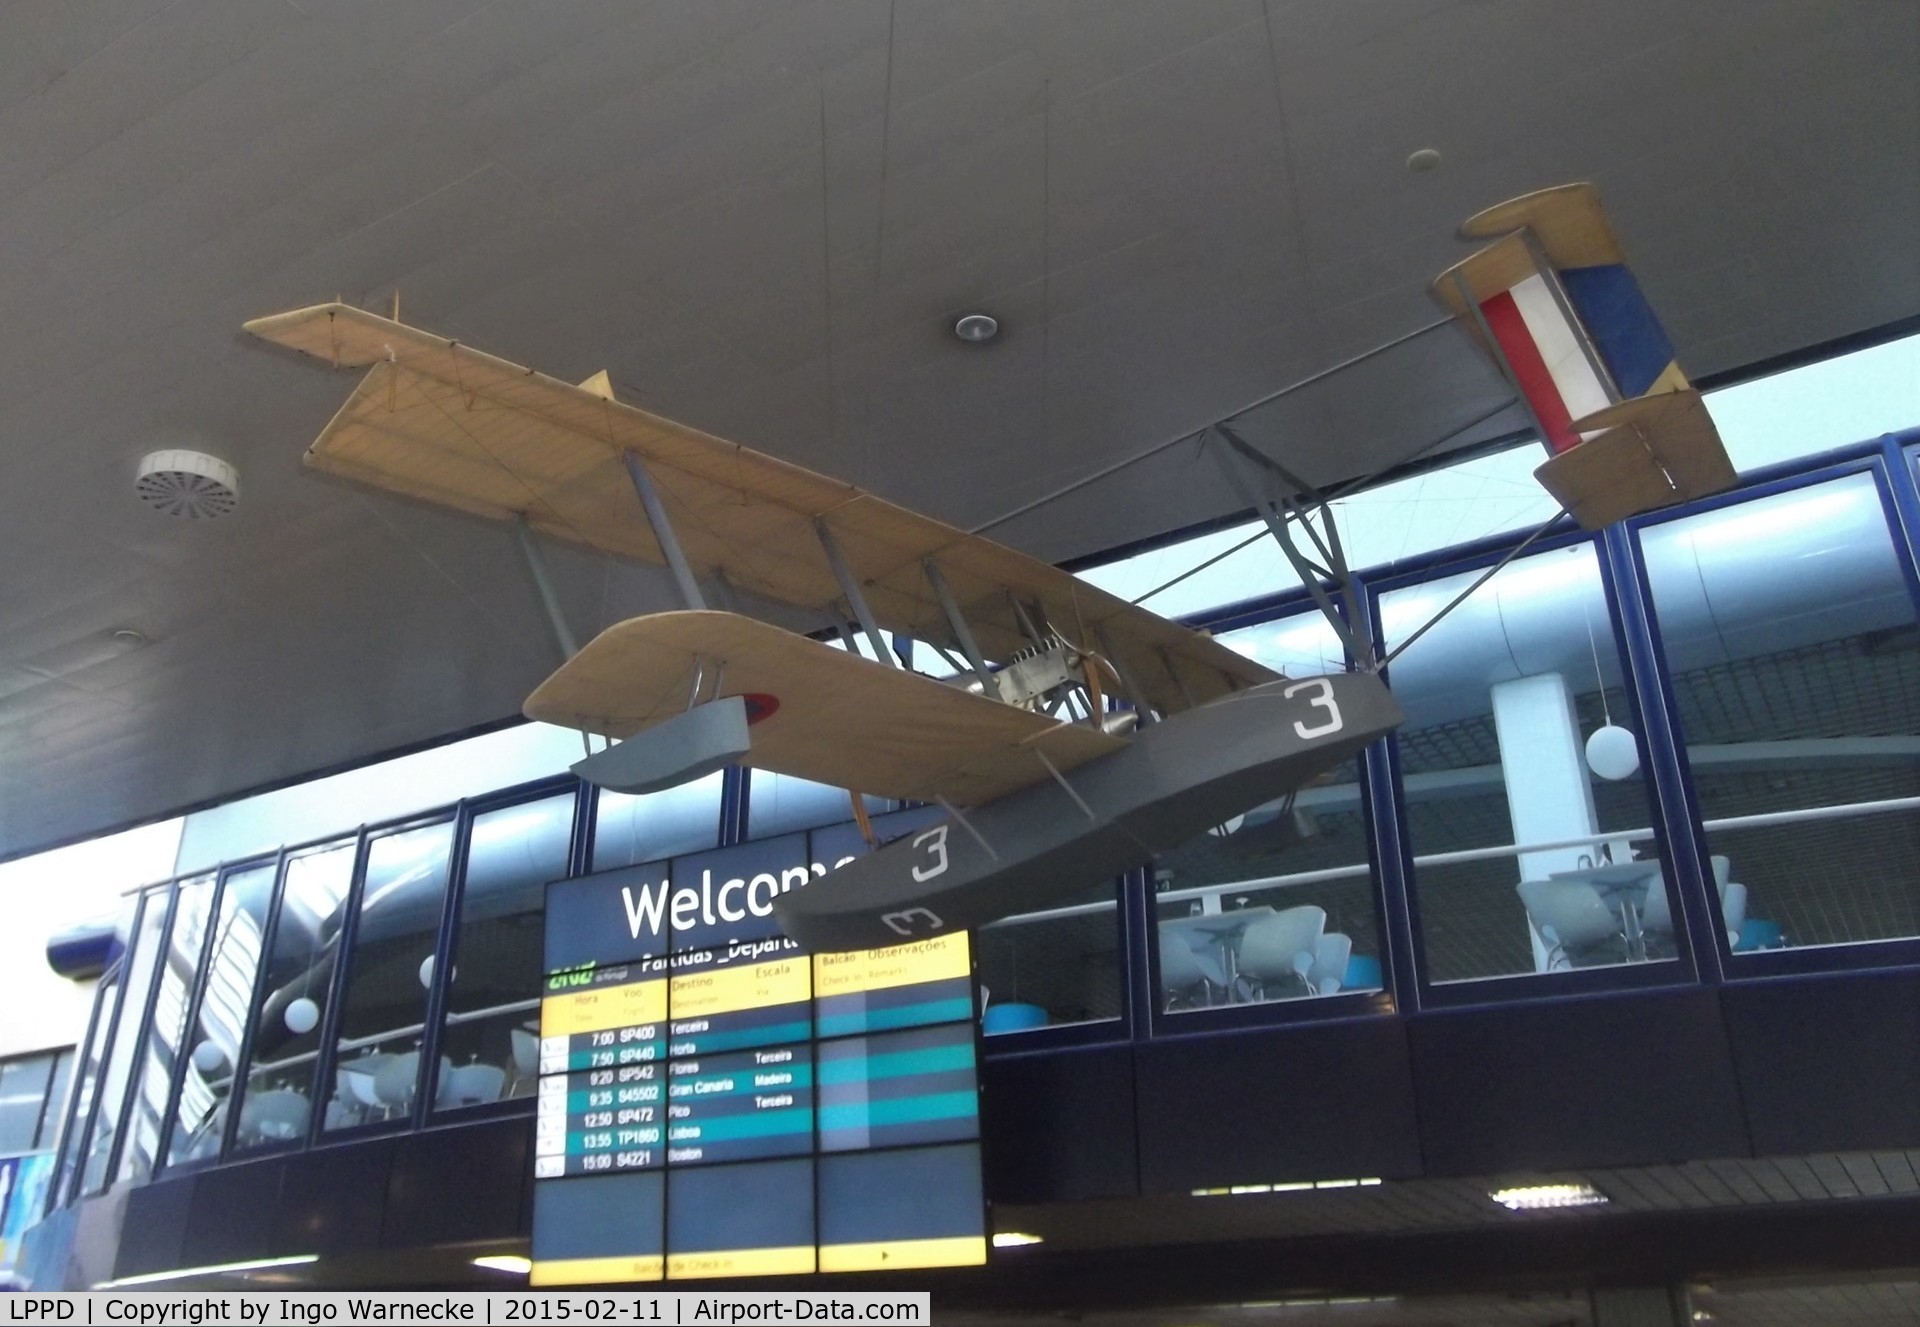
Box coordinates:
[1,0,1914,857]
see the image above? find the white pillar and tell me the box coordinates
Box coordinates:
[1491,672,1600,971]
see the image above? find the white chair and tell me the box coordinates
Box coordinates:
[1721,880,1749,947]
[341,1060,386,1112]
[238,1089,310,1143]
[1517,880,1622,970]
[1640,874,1673,935]
[443,1062,506,1107]
[323,1095,358,1131]
[1305,932,1352,996]
[510,1028,539,1077]
[1639,855,1746,947]
[373,1051,421,1114]
[1234,906,1327,997]
[1159,930,1216,1008]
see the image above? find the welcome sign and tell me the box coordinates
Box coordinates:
[544,831,874,969]
[531,808,987,1285]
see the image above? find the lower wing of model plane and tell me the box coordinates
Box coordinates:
[525,609,1125,807]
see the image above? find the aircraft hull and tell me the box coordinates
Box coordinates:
[772,672,1402,952]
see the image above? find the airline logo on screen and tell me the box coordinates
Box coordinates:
[619,852,855,943]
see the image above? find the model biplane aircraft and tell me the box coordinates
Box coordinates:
[243,304,1401,951]
[1433,182,1736,527]
[243,181,1715,952]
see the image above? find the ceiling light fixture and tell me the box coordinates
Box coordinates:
[953,313,1000,344]
[991,1232,1043,1247]
[95,1254,319,1289]
[473,1255,533,1275]
[1406,148,1442,173]
[1489,1182,1608,1211]
[1191,1177,1380,1196]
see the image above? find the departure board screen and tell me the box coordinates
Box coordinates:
[531,823,986,1286]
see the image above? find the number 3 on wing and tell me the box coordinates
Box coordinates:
[910,824,950,881]
[1283,678,1344,739]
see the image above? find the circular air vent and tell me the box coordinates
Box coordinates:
[135,449,240,519]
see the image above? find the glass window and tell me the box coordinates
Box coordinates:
[435,793,576,1112]
[1152,612,1384,1013]
[79,889,169,1192]
[1380,542,1672,985]
[1077,447,1563,621]
[323,821,455,1133]
[231,842,355,1152]
[747,771,889,841]
[592,772,722,870]
[38,1049,75,1152]
[163,861,277,1169]
[1707,331,1920,472]
[0,1053,56,1154]
[1640,472,1920,954]
[52,969,117,1205]
[803,808,1124,1037]
[978,877,1126,1035]
[172,723,583,874]
[0,818,183,1069]
[115,876,214,1184]
[1072,331,1920,626]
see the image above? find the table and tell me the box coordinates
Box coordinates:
[1161,906,1277,995]
[1547,861,1662,962]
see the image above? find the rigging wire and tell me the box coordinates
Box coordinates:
[970,316,1462,535]
[1124,396,1520,608]
[1378,507,1571,669]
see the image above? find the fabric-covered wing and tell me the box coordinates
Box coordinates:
[524,611,1126,806]
[245,304,1275,715]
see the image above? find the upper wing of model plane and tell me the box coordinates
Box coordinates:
[247,303,1279,806]
[245,303,1271,720]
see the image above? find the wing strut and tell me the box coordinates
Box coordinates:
[924,558,998,697]
[816,519,899,668]
[622,452,708,611]
[1095,624,1156,726]
[1009,596,1048,651]
[514,516,580,660]
[1209,425,1378,672]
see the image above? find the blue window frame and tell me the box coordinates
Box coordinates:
[1626,447,1920,979]
[43,413,1920,1204]
[1368,532,1699,1007]
[1144,606,1396,1034]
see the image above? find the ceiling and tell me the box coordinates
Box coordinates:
[2,0,1915,860]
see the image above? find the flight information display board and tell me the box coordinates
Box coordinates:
[531,828,986,1286]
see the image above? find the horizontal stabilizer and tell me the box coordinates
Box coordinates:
[1538,390,1736,529]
